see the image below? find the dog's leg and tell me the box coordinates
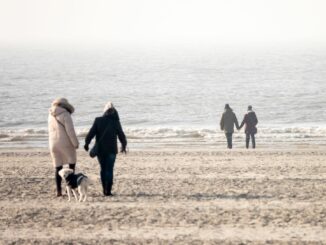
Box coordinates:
[83,186,87,202]
[78,187,83,202]
[71,189,79,202]
[66,187,71,202]
[82,184,87,202]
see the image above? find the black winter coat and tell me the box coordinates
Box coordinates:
[239,111,258,134]
[85,113,127,156]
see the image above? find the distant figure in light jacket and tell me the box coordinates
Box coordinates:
[220,104,239,149]
[239,105,258,149]
[48,98,79,197]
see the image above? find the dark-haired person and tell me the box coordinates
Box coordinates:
[48,98,79,197]
[84,102,127,196]
[239,105,258,149]
[220,104,239,149]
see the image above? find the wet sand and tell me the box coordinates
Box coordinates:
[0,148,326,244]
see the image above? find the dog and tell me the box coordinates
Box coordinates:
[58,168,89,202]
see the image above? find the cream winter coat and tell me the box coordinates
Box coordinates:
[48,106,79,167]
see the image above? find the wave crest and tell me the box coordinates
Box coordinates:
[1,126,326,145]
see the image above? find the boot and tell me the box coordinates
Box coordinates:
[55,167,63,197]
[56,190,62,197]
[106,181,113,196]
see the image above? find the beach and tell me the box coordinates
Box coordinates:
[1,148,326,244]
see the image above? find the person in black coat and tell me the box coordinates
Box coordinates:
[84,102,127,196]
[239,105,258,149]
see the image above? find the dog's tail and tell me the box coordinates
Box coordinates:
[77,172,99,186]
[82,176,90,186]
[83,174,97,186]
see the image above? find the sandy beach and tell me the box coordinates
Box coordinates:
[0,148,325,244]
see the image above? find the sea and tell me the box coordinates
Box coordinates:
[1,45,326,149]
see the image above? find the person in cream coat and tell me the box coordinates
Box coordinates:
[48,98,79,196]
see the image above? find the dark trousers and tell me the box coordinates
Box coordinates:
[225,133,233,149]
[246,133,256,149]
[55,163,76,193]
[98,154,116,195]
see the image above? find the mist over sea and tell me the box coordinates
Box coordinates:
[1,45,326,148]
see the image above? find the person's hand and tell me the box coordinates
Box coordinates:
[84,144,89,152]
[121,146,127,154]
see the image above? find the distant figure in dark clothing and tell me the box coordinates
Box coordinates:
[239,105,258,149]
[84,102,127,196]
[220,104,239,149]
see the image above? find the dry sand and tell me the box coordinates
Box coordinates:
[0,148,326,244]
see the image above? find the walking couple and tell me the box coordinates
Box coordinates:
[48,98,127,197]
[220,104,258,149]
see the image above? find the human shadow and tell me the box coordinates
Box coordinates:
[116,192,273,200]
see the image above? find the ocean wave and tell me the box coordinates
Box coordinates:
[1,126,326,144]
[10,136,26,142]
[23,129,48,134]
[124,128,209,139]
[0,134,10,139]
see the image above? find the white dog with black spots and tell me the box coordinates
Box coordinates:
[58,168,89,202]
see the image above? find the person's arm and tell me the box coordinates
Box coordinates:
[84,119,97,151]
[63,113,79,148]
[234,113,240,130]
[239,117,245,130]
[253,113,258,126]
[220,114,224,131]
[116,120,127,153]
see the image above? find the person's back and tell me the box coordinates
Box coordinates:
[84,102,127,196]
[48,98,79,197]
[49,106,78,150]
[239,105,258,149]
[92,111,126,156]
[243,111,258,134]
[220,108,238,133]
[220,104,239,149]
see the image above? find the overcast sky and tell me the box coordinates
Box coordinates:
[0,0,325,47]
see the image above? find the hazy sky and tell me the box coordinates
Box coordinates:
[0,0,325,46]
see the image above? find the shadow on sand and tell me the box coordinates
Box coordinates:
[116,192,274,200]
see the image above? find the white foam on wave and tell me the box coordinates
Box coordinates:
[1,126,326,145]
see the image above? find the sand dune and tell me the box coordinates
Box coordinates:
[0,149,326,244]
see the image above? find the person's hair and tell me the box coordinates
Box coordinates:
[225,104,231,110]
[104,107,120,120]
[248,105,253,110]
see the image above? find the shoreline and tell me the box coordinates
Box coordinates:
[1,142,326,152]
[2,124,326,151]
